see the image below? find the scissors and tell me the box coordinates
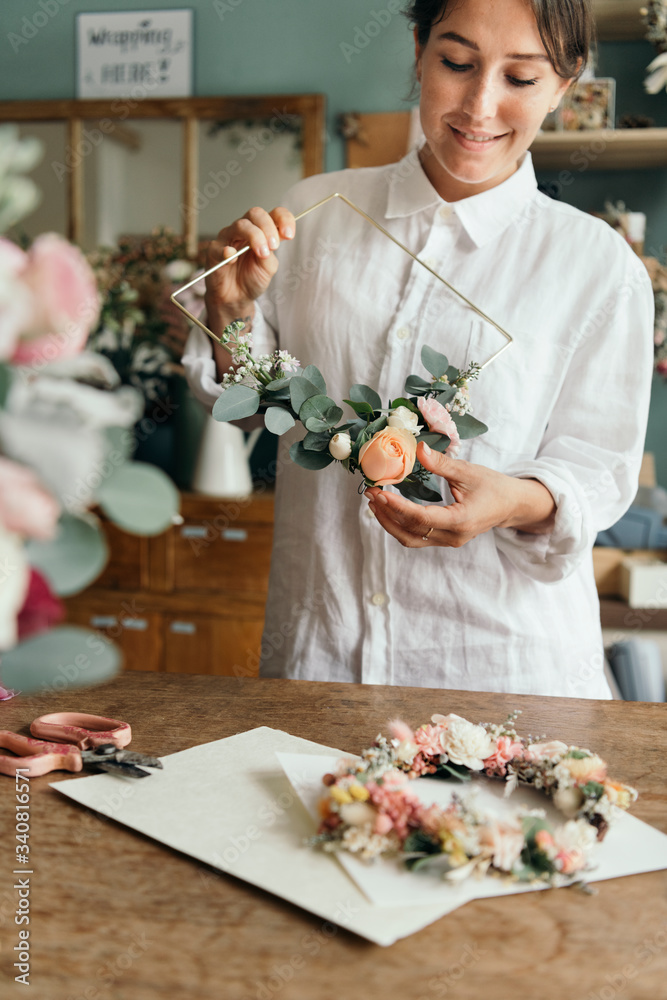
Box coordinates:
[0,712,163,779]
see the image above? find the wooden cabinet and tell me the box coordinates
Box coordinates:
[64,491,274,677]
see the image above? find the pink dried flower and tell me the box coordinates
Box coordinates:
[417,396,461,456]
[0,457,59,540]
[414,723,446,758]
[483,735,524,776]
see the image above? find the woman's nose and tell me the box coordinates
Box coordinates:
[461,73,498,121]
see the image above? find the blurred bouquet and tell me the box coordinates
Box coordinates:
[0,125,179,699]
[642,0,667,93]
[87,228,206,410]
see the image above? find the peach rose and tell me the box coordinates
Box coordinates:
[561,754,607,785]
[417,396,460,456]
[358,426,417,487]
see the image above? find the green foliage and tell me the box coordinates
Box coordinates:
[289,441,335,470]
[0,626,122,694]
[451,412,488,439]
[299,394,343,432]
[0,362,11,408]
[302,364,326,393]
[348,383,382,412]
[417,431,451,453]
[25,515,109,597]
[289,375,321,414]
[212,383,260,421]
[421,345,449,379]
[581,781,605,799]
[264,406,296,436]
[97,462,179,536]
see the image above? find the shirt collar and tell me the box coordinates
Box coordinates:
[386,147,539,248]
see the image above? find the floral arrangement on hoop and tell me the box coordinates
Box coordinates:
[211,321,487,502]
[311,712,637,886]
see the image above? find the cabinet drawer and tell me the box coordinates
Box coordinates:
[65,604,162,672]
[95,523,147,591]
[164,614,264,677]
[171,521,273,594]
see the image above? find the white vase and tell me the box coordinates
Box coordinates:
[191,417,262,498]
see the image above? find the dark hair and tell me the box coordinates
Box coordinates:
[403,0,593,79]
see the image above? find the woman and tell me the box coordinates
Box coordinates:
[184,0,653,697]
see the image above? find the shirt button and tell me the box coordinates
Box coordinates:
[396,326,411,341]
[371,592,387,607]
[439,204,452,220]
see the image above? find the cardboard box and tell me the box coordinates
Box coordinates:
[619,552,667,608]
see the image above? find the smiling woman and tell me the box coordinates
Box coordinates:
[183,0,654,698]
[411,0,589,199]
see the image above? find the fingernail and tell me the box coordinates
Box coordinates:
[269,236,279,249]
[259,245,270,258]
[283,227,294,239]
[421,442,431,456]
[376,493,388,504]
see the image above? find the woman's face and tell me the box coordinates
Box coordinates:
[415,0,574,200]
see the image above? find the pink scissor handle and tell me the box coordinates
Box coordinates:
[0,732,82,778]
[30,713,132,750]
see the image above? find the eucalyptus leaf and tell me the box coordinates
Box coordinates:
[264,406,296,436]
[348,383,382,412]
[264,377,293,401]
[343,398,374,416]
[421,345,449,379]
[445,365,460,382]
[0,362,12,408]
[451,412,488,439]
[212,384,260,422]
[404,375,431,396]
[396,478,443,503]
[105,424,134,461]
[289,376,321,414]
[289,440,335,470]
[97,461,179,536]
[302,430,332,452]
[435,385,457,406]
[0,625,122,695]
[389,397,419,413]
[299,394,342,428]
[302,365,326,393]
[417,432,451,454]
[25,514,109,597]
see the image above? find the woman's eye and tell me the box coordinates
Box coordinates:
[441,58,471,73]
[507,76,538,87]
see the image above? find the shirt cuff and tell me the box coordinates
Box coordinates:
[493,467,592,584]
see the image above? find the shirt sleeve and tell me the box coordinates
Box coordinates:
[493,250,655,584]
[181,306,278,412]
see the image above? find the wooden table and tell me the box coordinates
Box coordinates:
[1,674,666,1000]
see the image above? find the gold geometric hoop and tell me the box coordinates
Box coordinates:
[170,192,513,370]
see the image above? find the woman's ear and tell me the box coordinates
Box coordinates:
[414,27,422,83]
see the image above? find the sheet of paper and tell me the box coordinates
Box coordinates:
[52,727,667,946]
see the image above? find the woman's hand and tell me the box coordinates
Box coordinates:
[204,206,295,335]
[365,442,556,548]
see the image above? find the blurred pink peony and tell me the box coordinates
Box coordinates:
[17,567,64,641]
[417,396,461,456]
[0,456,60,540]
[0,238,33,360]
[11,233,100,366]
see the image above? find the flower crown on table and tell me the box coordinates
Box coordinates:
[210,321,488,502]
[310,712,637,887]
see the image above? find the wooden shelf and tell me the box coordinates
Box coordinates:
[530,127,667,170]
[600,597,667,631]
[593,0,645,41]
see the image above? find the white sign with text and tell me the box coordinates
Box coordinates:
[77,10,193,99]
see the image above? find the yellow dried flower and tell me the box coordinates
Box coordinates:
[330,786,353,805]
[349,784,370,802]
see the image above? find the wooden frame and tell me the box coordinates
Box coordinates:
[0,95,325,256]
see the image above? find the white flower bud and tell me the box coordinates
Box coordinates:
[329,432,352,460]
[387,405,421,435]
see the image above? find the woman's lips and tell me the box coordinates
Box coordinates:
[449,124,507,150]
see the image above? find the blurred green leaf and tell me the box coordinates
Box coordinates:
[264,406,296,436]
[289,376,320,414]
[0,626,122,695]
[348,384,382,412]
[0,363,11,408]
[421,345,449,379]
[302,365,326,393]
[299,394,342,431]
[451,413,488,439]
[404,375,431,396]
[25,514,109,597]
[417,432,451,453]
[97,461,179,535]
[212,384,260,421]
[435,385,457,406]
[289,441,335,470]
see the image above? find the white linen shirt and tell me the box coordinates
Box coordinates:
[183,149,654,698]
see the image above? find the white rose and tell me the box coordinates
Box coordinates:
[444,718,496,770]
[387,406,421,435]
[329,432,352,460]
